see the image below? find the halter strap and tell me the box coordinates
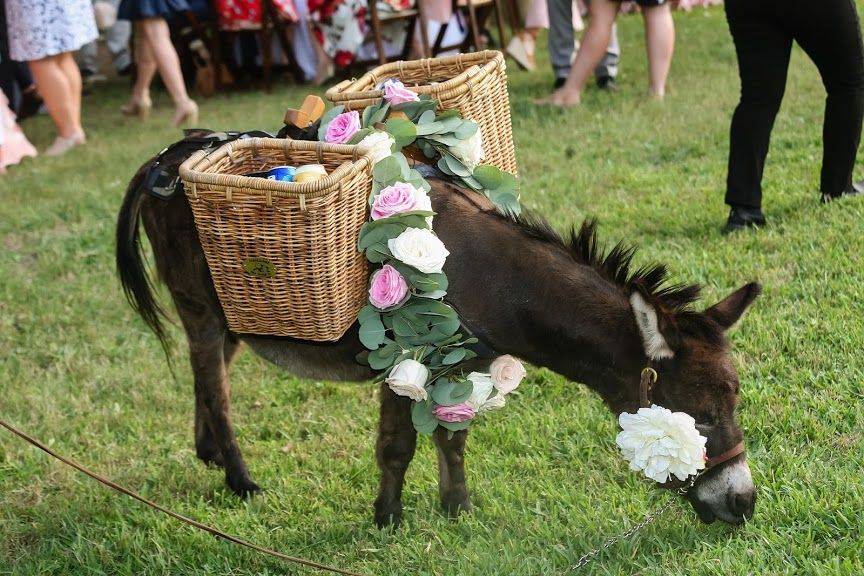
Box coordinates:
[706,441,745,468]
[638,365,745,470]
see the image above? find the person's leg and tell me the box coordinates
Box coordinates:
[130,25,156,105]
[57,52,83,127]
[107,19,133,74]
[77,40,99,77]
[724,0,792,211]
[594,21,619,84]
[789,0,864,199]
[28,55,81,138]
[642,2,674,97]
[538,0,619,106]
[547,0,577,83]
[137,17,197,124]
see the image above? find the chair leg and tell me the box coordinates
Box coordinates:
[417,1,431,58]
[493,0,507,49]
[369,0,387,65]
[465,0,482,52]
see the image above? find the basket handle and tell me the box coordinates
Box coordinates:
[316,142,324,164]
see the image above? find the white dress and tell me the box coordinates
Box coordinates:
[4,0,98,62]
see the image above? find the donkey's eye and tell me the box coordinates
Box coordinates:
[696,414,716,428]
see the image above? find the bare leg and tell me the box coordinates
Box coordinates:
[28,55,82,138]
[177,301,259,497]
[137,17,197,124]
[535,0,619,107]
[57,52,83,129]
[433,428,471,516]
[643,3,675,97]
[128,26,156,107]
[374,385,417,528]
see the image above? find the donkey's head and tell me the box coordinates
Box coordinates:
[629,282,761,524]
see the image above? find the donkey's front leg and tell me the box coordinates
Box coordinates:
[433,428,471,517]
[374,384,417,528]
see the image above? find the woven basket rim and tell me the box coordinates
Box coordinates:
[179,138,375,199]
[325,50,504,104]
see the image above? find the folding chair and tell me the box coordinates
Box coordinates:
[431,0,507,55]
[367,0,431,65]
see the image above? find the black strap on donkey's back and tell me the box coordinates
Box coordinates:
[140,130,275,200]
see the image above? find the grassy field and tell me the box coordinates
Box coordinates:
[2,7,863,575]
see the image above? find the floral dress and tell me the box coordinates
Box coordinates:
[4,0,98,61]
[309,0,414,68]
[216,0,300,31]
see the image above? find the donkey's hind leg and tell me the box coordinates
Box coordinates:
[194,333,241,468]
[433,428,472,517]
[374,384,417,528]
[179,302,260,498]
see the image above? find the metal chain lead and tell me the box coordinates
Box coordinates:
[569,473,701,571]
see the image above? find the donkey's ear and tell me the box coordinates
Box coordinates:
[630,292,676,360]
[704,282,762,331]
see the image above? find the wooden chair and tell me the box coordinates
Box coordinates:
[209,0,301,92]
[431,0,507,55]
[367,0,431,65]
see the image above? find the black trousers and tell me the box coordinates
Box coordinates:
[725,0,864,207]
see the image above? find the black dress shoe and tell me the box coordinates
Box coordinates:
[723,206,766,234]
[821,181,864,203]
[597,76,618,91]
[553,77,566,90]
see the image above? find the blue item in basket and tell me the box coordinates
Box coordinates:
[266,165,296,182]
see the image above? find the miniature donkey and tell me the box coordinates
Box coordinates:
[117,131,761,527]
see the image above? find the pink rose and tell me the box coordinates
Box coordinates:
[382,79,419,105]
[433,403,476,423]
[324,110,361,144]
[370,182,431,220]
[369,264,409,310]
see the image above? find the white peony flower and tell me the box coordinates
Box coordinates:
[449,128,485,171]
[386,359,429,402]
[357,130,395,164]
[616,405,707,483]
[387,227,449,274]
[489,355,526,395]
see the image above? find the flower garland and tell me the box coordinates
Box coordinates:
[317,81,713,478]
[317,80,523,435]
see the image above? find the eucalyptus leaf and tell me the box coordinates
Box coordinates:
[411,400,438,434]
[454,121,478,140]
[418,110,436,124]
[440,419,472,432]
[359,314,387,350]
[348,127,374,145]
[373,155,403,185]
[385,118,418,148]
[443,153,472,177]
[442,348,467,365]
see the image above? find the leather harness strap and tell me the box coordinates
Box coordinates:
[639,365,745,470]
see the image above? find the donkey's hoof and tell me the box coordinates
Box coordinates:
[227,474,262,499]
[441,492,472,518]
[374,500,403,529]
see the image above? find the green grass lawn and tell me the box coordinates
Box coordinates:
[2,7,863,575]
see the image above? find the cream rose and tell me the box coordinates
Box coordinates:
[386,359,429,402]
[357,130,395,164]
[466,372,507,413]
[387,228,449,274]
[490,355,526,394]
[449,128,485,171]
[616,405,707,483]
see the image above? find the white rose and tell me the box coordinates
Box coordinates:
[489,355,526,395]
[616,405,707,484]
[386,359,429,402]
[387,228,449,274]
[466,372,494,410]
[449,128,485,171]
[358,130,395,164]
[478,393,506,413]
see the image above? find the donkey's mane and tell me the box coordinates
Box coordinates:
[507,212,699,312]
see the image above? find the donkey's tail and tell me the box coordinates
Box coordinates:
[115,165,172,354]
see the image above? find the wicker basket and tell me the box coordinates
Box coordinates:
[179,138,374,341]
[326,50,517,175]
